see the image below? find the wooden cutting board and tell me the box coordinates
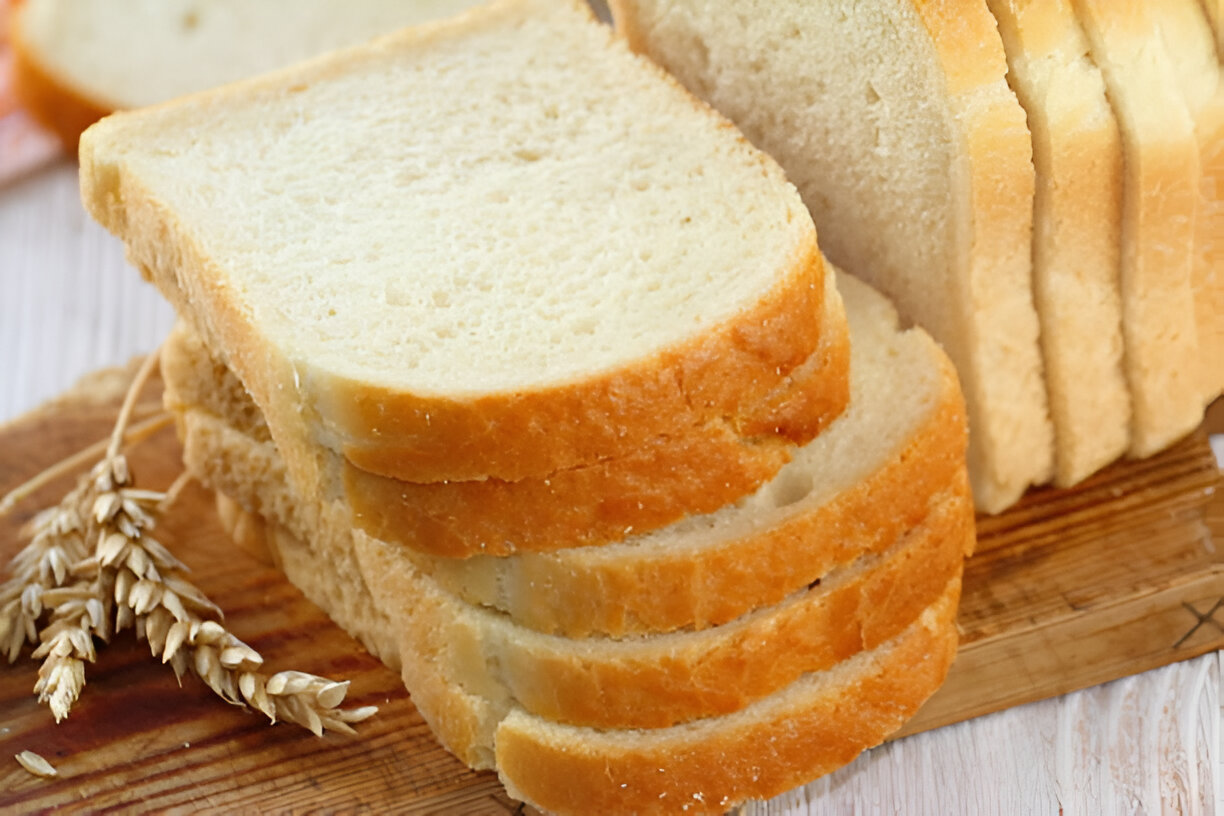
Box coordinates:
[0,370,1221,813]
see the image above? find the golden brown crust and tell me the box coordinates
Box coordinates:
[337,245,831,483]
[79,0,835,486]
[417,345,967,634]
[493,582,960,815]
[164,284,849,556]
[214,487,960,811]
[344,300,849,556]
[9,2,113,150]
[193,366,969,729]
[352,489,969,729]
[167,318,967,633]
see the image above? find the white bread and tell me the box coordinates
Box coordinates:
[1069,0,1206,456]
[79,0,841,490]
[1150,0,1224,403]
[162,272,849,557]
[166,272,969,635]
[212,495,960,814]
[213,493,403,673]
[11,0,488,146]
[205,481,968,731]
[609,0,1052,514]
[984,0,1130,487]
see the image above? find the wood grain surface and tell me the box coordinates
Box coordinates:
[901,428,1223,737]
[0,373,530,815]
[0,370,1220,813]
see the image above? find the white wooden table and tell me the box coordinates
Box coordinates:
[2,160,1220,815]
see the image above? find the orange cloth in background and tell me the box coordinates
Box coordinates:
[0,0,60,185]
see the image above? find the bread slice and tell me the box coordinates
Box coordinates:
[1069,0,1206,456]
[984,0,1130,487]
[162,271,848,556]
[80,0,839,489]
[207,481,968,731]
[1150,0,1224,403]
[187,283,969,737]
[11,0,488,146]
[166,272,969,635]
[609,0,1052,513]
[211,493,959,814]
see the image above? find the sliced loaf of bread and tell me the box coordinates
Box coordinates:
[216,493,960,815]
[609,0,1052,513]
[81,0,839,489]
[166,272,968,635]
[1150,0,1224,403]
[162,274,849,556]
[167,274,972,729]
[1070,0,1206,455]
[985,0,1130,487]
[12,0,488,146]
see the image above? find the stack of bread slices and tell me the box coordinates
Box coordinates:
[77,0,973,811]
[611,0,1224,514]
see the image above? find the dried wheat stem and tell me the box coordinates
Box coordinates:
[156,471,194,515]
[106,351,162,461]
[4,349,376,733]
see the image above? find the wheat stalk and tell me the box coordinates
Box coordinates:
[1,351,376,733]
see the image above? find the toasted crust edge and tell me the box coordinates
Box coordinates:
[166,305,967,634]
[214,484,967,730]
[163,282,849,557]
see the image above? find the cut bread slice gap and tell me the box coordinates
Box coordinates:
[1070,0,1206,455]
[166,271,969,635]
[80,0,834,485]
[163,269,848,556]
[985,0,1130,487]
[209,492,960,816]
[609,0,1051,513]
[11,0,489,147]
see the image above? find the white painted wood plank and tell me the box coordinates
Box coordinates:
[0,161,174,422]
[743,655,1218,814]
